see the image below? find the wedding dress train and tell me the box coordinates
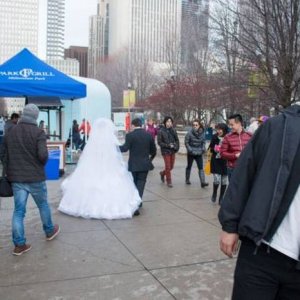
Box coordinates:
[58,118,141,219]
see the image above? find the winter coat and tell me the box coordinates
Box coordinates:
[72,124,81,143]
[184,128,206,156]
[208,134,227,175]
[146,124,158,140]
[220,130,252,168]
[120,128,156,172]
[0,120,48,182]
[157,126,179,155]
[219,105,300,265]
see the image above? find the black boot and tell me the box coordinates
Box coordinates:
[199,170,209,188]
[219,185,227,205]
[185,169,191,185]
[211,183,219,203]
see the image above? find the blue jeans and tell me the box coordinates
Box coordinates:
[12,182,54,246]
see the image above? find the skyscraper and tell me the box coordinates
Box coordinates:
[108,0,181,63]
[0,0,39,64]
[181,0,209,66]
[65,46,88,77]
[88,0,210,75]
[88,0,109,78]
[46,0,65,59]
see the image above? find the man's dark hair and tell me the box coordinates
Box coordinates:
[11,113,19,120]
[131,118,142,127]
[163,116,174,126]
[228,114,243,124]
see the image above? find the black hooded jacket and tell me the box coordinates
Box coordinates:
[219,105,300,264]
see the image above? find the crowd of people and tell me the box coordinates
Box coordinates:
[1,103,299,299]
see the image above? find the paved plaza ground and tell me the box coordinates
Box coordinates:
[0,154,235,300]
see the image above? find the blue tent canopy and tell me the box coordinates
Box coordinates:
[0,48,86,99]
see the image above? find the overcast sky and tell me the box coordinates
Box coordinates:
[39,0,98,58]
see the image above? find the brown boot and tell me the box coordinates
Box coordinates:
[13,244,32,256]
[46,224,60,241]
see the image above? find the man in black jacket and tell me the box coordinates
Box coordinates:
[1,104,60,256]
[219,105,300,299]
[120,118,156,215]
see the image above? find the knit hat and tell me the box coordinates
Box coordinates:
[258,115,269,123]
[20,104,39,124]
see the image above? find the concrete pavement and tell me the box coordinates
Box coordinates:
[0,154,235,300]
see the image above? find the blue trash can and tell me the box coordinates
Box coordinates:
[45,150,60,180]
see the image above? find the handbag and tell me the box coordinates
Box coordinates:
[204,151,211,176]
[204,160,211,176]
[0,167,13,197]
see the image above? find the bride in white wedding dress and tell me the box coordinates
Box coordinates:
[58,118,141,219]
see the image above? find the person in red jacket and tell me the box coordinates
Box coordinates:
[220,114,252,181]
[78,118,91,150]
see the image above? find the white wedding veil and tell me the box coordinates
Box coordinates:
[59,118,141,219]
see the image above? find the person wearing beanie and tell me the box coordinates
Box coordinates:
[0,103,60,256]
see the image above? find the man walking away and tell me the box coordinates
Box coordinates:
[120,118,156,215]
[219,105,300,299]
[1,104,60,256]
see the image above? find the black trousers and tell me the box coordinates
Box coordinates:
[186,154,203,171]
[232,239,300,300]
[131,171,148,199]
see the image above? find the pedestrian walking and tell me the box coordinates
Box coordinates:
[0,104,60,256]
[120,118,157,215]
[184,119,209,187]
[220,114,252,181]
[79,118,91,150]
[72,120,81,150]
[145,118,158,140]
[208,123,228,204]
[157,116,179,188]
[4,113,19,134]
[219,104,300,300]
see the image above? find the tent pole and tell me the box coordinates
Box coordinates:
[47,109,50,137]
[59,107,62,140]
[70,100,73,160]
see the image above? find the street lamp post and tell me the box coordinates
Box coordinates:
[127,82,132,115]
[169,70,176,116]
[125,82,132,132]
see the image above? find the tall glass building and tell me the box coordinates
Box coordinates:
[46,0,65,59]
[88,0,181,67]
[88,0,109,78]
[181,0,209,66]
[0,0,39,64]
[109,0,181,63]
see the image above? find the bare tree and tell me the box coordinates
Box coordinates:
[212,0,300,109]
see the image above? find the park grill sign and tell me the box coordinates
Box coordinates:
[0,68,55,80]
